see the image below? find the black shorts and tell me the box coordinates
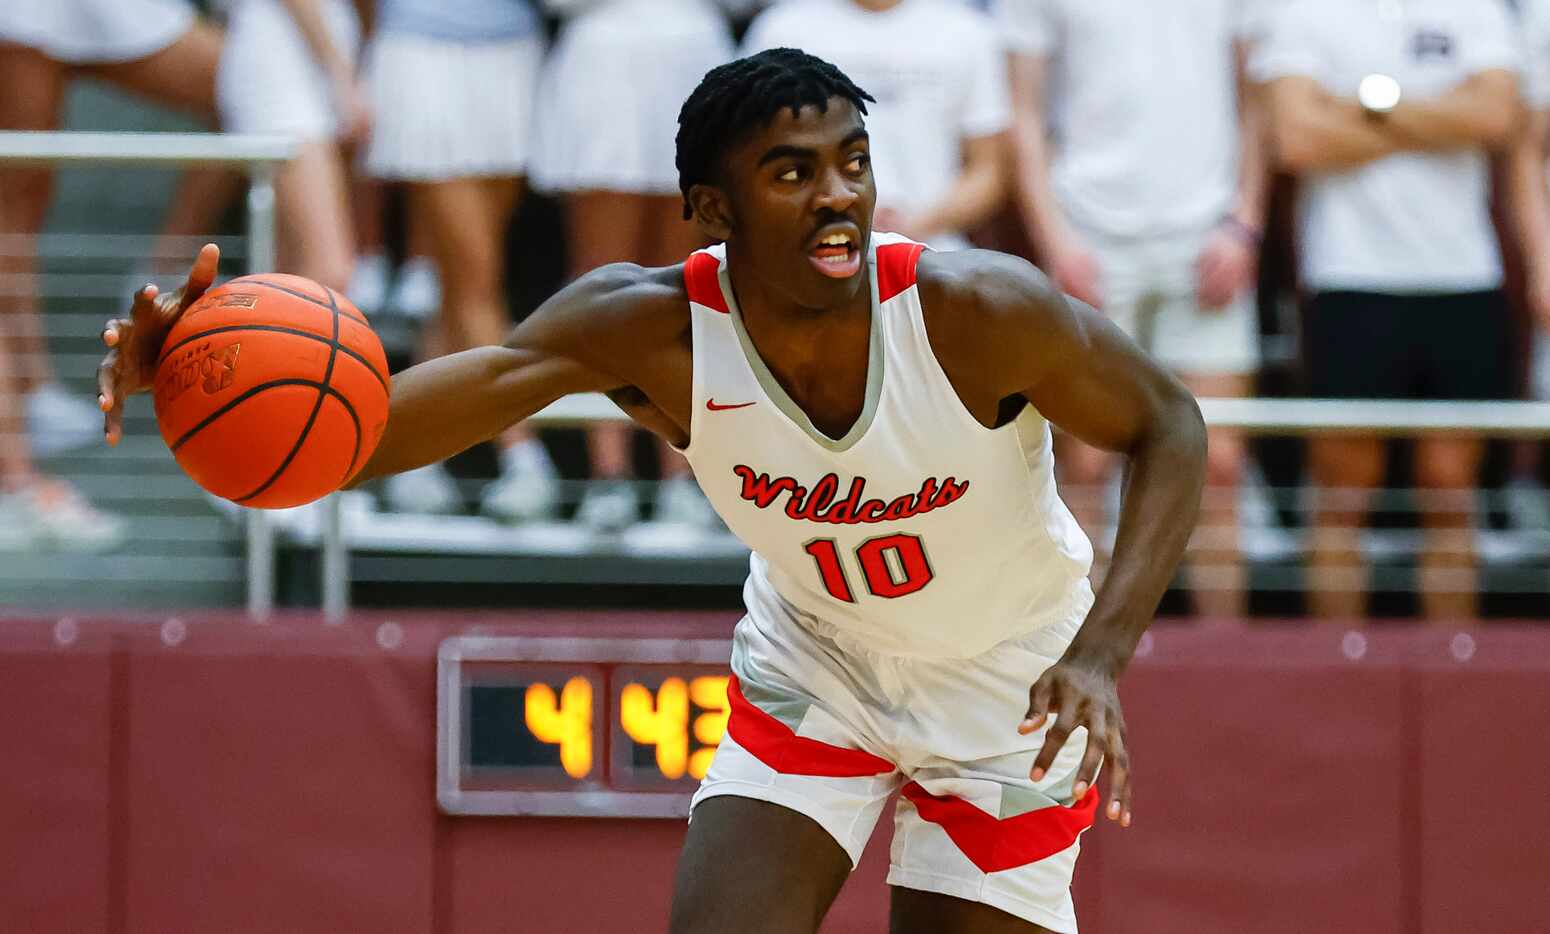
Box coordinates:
[1303,289,1513,400]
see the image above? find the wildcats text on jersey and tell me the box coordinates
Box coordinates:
[733,464,971,525]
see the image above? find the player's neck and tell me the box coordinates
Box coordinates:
[722,254,872,332]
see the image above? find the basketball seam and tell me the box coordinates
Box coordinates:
[246,277,371,326]
[170,378,329,452]
[157,324,389,392]
[233,286,345,504]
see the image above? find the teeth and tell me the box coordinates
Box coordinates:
[819,233,851,246]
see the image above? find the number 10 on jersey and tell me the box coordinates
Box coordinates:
[804,533,934,602]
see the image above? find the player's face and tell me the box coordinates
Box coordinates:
[721,99,876,308]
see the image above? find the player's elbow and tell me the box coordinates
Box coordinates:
[1146,385,1208,471]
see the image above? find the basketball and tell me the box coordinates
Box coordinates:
[152,274,391,509]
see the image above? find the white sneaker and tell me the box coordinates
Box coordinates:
[386,256,441,320]
[27,383,102,456]
[383,463,461,515]
[655,474,721,530]
[480,460,560,524]
[575,480,640,534]
[3,478,126,552]
[347,251,391,317]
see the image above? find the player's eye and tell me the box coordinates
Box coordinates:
[777,166,802,183]
[845,154,870,175]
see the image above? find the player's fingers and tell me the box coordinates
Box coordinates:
[102,318,126,348]
[1069,713,1107,802]
[178,243,220,311]
[97,352,117,413]
[1105,726,1133,826]
[1019,677,1056,734]
[127,284,159,327]
[1030,718,1072,782]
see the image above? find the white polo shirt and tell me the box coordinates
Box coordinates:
[993,0,1251,240]
[742,0,1011,251]
[1252,0,1519,294]
[1525,0,1550,110]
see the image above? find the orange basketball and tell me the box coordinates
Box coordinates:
[152,274,390,509]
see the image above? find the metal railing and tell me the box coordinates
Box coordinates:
[0,131,296,618]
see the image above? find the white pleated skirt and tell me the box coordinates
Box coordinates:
[0,0,194,65]
[216,0,360,142]
[530,0,734,196]
[363,32,544,182]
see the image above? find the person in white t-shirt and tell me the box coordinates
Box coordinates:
[741,0,1011,253]
[1253,0,1521,621]
[995,0,1268,620]
[1514,0,1550,339]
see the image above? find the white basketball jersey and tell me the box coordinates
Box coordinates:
[678,234,1094,659]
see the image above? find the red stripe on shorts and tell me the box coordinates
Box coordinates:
[725,674,895,778]
[900,781,1099,874]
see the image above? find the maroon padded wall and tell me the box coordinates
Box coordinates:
[1,614,1545,933]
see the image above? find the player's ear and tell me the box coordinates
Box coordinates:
[688,184,734,242]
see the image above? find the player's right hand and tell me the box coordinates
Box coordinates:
[97,243,220,446]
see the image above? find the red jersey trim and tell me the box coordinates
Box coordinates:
[876,242,926,304]
[725,674,895,778]
[684,250,730,314]
[900,780,1099,874]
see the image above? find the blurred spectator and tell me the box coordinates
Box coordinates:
[0,0,227,549]
[997,0,1267,618]
[1253,0,1520,620]
[217,0,367,292]
[530,0,732,535]
[1516,0,1550,340]
[358,0,560,521]
[741,0,1010,253]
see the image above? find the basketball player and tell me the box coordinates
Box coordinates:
[98,50,1206,934]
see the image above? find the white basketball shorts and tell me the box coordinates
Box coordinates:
[691,591,1100,933]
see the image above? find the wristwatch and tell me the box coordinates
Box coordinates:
[1357,73,1402,120]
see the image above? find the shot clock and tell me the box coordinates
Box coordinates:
[437,633,734,817]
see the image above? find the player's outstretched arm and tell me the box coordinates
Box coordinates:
[925,250,1208,829]
[98,247,652,486]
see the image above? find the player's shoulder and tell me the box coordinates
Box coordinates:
[915,247,1078,394]
[916,247,1067,335]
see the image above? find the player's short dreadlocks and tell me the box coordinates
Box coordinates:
[676,48,874,220]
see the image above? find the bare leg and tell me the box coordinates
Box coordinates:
[274,140,356,291]
[890,888,1054,934]
[80,20,223,118]
[567,191,650,481]
[147,169,242,278]
[1180,372,1251,619]
[411,175,531,446]
[1413,437,1482,621]
[0,42,67,391]
[1308,436,1385,621]
[669,797,852,934]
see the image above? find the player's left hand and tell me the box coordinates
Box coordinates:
[1018,657,1132,827]
[1194,222,1257,310]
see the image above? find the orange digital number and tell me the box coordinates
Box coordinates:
[688,676,730,779]
[524,677,593,779]
[620,678,690,779]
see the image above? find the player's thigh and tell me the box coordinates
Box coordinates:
[890,887,1055,934]
[669,795,852,934]
[83,19,222,118]
[275,140,355,290]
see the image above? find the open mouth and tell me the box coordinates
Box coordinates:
[808,230,862,279]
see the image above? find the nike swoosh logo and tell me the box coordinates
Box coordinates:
[706,399,757,412]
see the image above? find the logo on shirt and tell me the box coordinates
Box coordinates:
[732,465,971,525]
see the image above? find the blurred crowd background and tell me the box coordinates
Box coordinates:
[2,0,1550,621]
